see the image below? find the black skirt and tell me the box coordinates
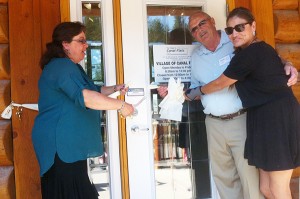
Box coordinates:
[245,96,300,171]
[41,154,99,199]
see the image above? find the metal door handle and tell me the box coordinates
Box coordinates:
[131,125,149,133]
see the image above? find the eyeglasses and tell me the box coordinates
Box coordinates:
[224,23,250,35]
[190,18,210,34]
[72,39,87,44]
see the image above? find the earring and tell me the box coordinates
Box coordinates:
[253,31,256,36]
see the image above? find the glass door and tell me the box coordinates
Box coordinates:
[147,6,210,199]
[121,0,225,198]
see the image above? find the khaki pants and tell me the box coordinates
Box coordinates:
[206,113,264,199]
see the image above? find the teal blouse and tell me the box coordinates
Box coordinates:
[32,58,103,176]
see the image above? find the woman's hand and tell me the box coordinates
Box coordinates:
[118,102,135,118]
[284,62,298,87]
[114,84,128,95]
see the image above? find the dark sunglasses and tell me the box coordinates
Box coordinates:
[190,18,210,34]
[224,23,250,35]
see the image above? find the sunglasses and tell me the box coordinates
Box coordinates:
[190,18,210,34]
[224,23,250,35]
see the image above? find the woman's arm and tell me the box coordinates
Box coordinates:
[201,74,237,95]
[82,89,134,117]
[100,84,127,96]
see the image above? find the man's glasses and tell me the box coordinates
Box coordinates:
[72,39,87,44]
[190,18,210,34]
[224,23,250,35]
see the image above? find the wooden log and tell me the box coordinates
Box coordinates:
[0,44,9,79]
[0,166,15,199]
[0,120,13,166]
[276,43,300,71]
[274,10,300,43]
[0,80,10,116]
[273,0,298,10]
[0,5,8,44]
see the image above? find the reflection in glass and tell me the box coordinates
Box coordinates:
[82,1,104,85]
[148,6,211,199]
[82,2,110,199]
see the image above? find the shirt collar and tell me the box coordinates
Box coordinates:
[195,30,231,55]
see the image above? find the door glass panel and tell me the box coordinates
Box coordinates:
[82,2,110,199]
[147,6,211,199]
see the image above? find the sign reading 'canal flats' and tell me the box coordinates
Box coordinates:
[153,45,198,83]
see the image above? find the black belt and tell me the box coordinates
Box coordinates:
[208,109,247,120]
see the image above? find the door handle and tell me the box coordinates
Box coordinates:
[131,125,149,133]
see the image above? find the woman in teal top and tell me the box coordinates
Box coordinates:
[32,22,134,199]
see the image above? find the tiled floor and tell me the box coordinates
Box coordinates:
[90,165,300,199]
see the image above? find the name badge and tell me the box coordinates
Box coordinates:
[219,55,231,66]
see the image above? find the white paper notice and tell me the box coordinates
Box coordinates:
[153,45,199,83]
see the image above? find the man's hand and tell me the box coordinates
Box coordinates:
[284,62,298,87]
[157,85,168,98]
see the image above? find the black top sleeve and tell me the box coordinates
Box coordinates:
[223,41,292,108]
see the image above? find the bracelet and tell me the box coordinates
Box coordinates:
[199,86,205,95]
[117,101,125,118]
[185,86,203,101]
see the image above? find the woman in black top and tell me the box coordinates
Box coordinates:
[199,7,300,199]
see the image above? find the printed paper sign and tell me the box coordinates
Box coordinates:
[153,45,198,83]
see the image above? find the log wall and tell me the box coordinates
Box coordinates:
[0,1,14,198]
[8,0,61,198]
[273,0,300,103]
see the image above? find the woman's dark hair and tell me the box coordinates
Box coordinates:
[40,21,86,69]
[226,7,255,24]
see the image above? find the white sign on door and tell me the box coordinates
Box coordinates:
[153,45,198,83]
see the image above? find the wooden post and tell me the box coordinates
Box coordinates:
[251,0,275,47]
